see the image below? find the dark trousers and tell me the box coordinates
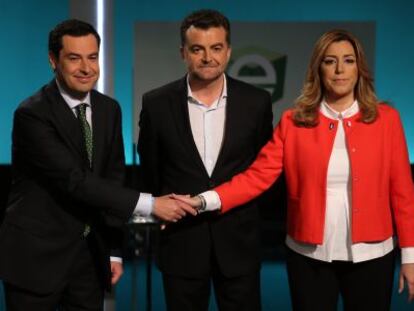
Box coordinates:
[286,248,395,311]
[4,239,104,311]
[162,264,261,311]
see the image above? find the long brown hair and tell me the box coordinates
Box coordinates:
[293,29,378,127]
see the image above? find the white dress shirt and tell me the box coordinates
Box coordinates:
[57,79,92,125]
[187,75,227,177]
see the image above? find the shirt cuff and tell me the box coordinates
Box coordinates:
[200,190,221,212]
[401,247,414,264]
[110,256,123,264]
[133,193,154,217]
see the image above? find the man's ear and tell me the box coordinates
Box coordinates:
[48,52,57,71]
[180,46,185,60]
[227,46,232,62]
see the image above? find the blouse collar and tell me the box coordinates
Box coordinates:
[320,99,359,120]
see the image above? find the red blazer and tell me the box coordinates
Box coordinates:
[216,104,414,246]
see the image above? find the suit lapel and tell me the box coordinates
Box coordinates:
[211,77,239,178]
[45,81,87,161]
[170,78,209,176]
[90,91,105,172]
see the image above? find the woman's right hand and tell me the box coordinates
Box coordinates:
[172,194,202,210]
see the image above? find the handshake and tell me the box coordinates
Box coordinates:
[137,194,203,223]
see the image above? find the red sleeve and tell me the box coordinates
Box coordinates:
[215,111,288,213]
[388,109,414,247]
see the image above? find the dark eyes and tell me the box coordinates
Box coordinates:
[323,59,335,65]
[322,58,356,65]
[68,55,98,61]
[344,58,355,64]
[190,46,223,53]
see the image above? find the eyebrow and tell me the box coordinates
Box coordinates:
[66,53,81,57]
[324,54,356,58]
[189,42,224,48]
[65,52,99,57]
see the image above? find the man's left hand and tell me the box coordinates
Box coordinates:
[110,261,124,285]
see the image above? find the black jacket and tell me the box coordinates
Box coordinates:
[138,76,273,278]
[0,80,139,294]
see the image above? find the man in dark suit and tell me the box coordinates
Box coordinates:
[0,19,194,311]
[138,10,273,311]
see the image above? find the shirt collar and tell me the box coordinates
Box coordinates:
[56,79,91,110]
[320,99,359,120]
[187,74,227,108]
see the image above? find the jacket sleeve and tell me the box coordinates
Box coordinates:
[255,91,274,152]
[215,111,287,213]
[137,94,160,194]
[12,105,139,222]
[389,110,414,247]
[103,103,127,185]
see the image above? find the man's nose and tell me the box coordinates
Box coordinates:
[79,59,91,73]
[202,50,212,63]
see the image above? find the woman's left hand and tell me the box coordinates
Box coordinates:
[399,263,414,302]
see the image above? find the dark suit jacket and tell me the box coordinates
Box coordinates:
[138,76,273,278]
[0,80,139,294]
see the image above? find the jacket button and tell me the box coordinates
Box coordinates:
[351,148,356,153]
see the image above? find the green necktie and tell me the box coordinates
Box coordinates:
[76,103,92,237]
[76,103,93,167]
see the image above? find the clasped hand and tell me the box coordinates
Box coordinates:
[152,194,200,222]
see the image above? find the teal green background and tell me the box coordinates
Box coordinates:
[1,1,413,163]
[114,0,414,164]
[0,0,69,163]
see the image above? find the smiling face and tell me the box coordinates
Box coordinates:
[320,40,358,103]
[49,34,99,99]
[181,26,231,84]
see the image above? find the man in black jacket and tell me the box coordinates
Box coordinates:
[0,19,194,311]
[138,10,273,311]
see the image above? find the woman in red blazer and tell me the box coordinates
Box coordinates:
[176,29,414,310]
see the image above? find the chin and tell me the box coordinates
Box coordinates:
[76,85,92,91]
[71,86,93,95]
[199,73,222,82]
[80,82,96,90]
[331,87,352,96]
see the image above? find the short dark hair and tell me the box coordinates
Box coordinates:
[48,19,100,59]
[180,9,231,46]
